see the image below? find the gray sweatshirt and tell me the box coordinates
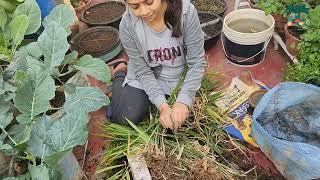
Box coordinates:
[119,0,206,109]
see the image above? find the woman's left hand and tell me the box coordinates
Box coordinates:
[171,102,189,129]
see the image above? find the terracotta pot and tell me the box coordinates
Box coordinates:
[284,24,301,57]
[272,14,287,35]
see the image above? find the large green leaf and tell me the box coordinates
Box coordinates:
[13,64,55,123]
[63,50,78,65]
[0,7,7,31]
[43,4,76,34]
[0,66,16,101]
[13,0,41,35]
[9,15,29,47]
[74,55,111,83]
[8,124,32,145]
[0,96,13,129]
[64,86,109,113]
[27,115,54,158]
[13,43,43,73]
[28,164,50,180]
[37,21,69,70]
[47,112,88,152]
[23,42,42,58]
[0,141,11,151]
[0,97,13,147]
[3,173,31,180]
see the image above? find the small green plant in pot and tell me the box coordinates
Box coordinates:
[257,0,303,34]
[0,0,111,178]
[284,3,309,56]
[285,5,320,86]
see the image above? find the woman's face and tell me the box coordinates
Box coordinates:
[125,0,165,22]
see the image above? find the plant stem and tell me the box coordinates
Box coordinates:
[49,107,62,111]
[56,85,64,92]
[0,125,17,146]
[59,69,75,77]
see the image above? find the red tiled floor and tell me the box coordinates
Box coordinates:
[206,0,291,87]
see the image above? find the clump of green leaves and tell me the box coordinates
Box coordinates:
[258,0,304,16]
[285,5,320,86]
[0,0,111,179]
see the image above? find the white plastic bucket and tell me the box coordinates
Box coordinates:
[222,9,275,66]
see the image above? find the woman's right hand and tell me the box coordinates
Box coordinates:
[159,103,174,129]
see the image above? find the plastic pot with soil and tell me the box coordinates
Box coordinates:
[70,26,122,62]
[198,12,223,49]
[81,0,126,28]
[284,24,303,57]
[192,0,228,17]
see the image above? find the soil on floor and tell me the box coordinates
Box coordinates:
[144,150,224,180]
[220,143,285,180]
[83,2,125,24]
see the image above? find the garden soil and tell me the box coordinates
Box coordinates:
[78,30,118,54]
[192,0,225,14]
[198,13,223,38]
[83,2,125,24]
[144,150,224,180]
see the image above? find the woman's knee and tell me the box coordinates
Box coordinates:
[111,108,146,125]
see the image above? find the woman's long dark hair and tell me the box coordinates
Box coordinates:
[164,0,182,37]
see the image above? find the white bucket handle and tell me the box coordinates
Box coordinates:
[221,32,272,63]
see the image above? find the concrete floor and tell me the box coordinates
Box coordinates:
[206,0,291,87]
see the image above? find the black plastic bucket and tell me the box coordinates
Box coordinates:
[222,34,267,66]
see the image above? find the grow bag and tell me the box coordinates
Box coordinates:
[192,0,228,17]
[252,82,320,180]
[198,11,223,46]
[70,26,121,62]
[81,1,126,28]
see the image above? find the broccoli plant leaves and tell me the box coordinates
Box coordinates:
[0,96,13,150]
[27,115,54,158]
[8,124,32,145]
[0,7,7,31]
[74,55,111,83]
[28,164,50,180]
[43,4,76,35]
[46,111,89,153]
[13,0,41,35]
[13,64,55,124]
[64,86,109,113]
[37,21,69,70]
[9,15,29,47]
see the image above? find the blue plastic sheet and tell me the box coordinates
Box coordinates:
[252,82,320,180]
[36,0,56,19]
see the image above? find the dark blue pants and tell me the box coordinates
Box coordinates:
[109,71,151,125]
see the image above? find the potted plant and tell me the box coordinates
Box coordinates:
[257,0,288,34]
[285,5,320,86]
[192,0,228,17]
[284,3,309,56]
[0,0,111,178]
